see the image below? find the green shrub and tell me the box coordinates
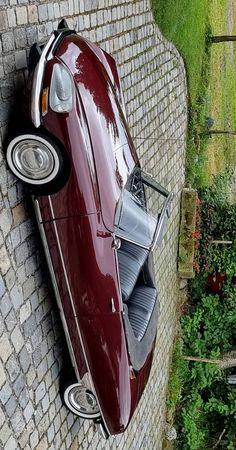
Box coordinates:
[175,288,236,448]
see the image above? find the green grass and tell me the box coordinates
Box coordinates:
[152,0,209,104]
[153,0,236,189]
[152,0,211,188]
[166,340,188,421]
[206,0,236,178]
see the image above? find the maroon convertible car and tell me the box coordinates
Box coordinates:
[6,21,173,437]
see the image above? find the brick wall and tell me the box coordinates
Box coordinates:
[0,1,187,449]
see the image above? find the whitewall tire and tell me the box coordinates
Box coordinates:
[63,383,101,419]
[6,133,61,185]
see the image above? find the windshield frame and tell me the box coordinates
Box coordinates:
[114,167,173,250]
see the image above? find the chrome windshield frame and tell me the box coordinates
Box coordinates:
[151,191,174,250]
[114,167,173,251]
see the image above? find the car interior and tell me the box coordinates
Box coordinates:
[117,239,159,371]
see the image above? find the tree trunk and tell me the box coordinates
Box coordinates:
[211,35,236,43]
[184,353,236,369]
[183,356,221,364]
[212,240,233,245]
[204,130,236,137]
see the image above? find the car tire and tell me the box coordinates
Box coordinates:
[6,131,69,195]
[63,381,101,420]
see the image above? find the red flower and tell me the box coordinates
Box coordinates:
[191,230,201,239]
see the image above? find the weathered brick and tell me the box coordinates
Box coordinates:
[11,326,24,352]
[19,301,31,324]
[0,381,12,404]
[23,400,34,423]
[38,4,48,23]
[15,50,27,70]
[0,274,6,299]
[16,6,27,25]
[26,25,37,46]
[30,429,39,449]
[0,292,12,318]
[11,408,25,436]
[28,5,38,24]
[54,3,60,19]
[1,32,15,53]
[0,245,11,275]
[15,241,28,266]
[12,203,26,226]
[47,4,54,21]
[10,283,24,310]
[5,395,17,417]
[0,10,7,31]
[0,336,13,362]
[60,1,69,16]
[7,8,16,28]
[35,381,46,403]
[0,423,12,444]
[0,362,6,386]
[14,27,27,49]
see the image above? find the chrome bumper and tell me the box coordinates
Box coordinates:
[31,29,74,128]
[31,34,56,128]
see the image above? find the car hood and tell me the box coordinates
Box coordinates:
[55,34,138,231]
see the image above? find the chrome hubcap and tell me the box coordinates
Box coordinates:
[68,386,99,415]
[12,139,55,180]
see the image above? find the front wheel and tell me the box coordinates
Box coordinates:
[63,382,101,420]
[6,132,68,194]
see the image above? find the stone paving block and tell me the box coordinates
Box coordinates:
[2,32,15,53]
[10,325,24,352]
[0,381,12,404]
[14,28,27,50]
[15,50,27,70]
[0,292,12,318]
[0,423,12,445]
[7,8,16,28]
[23,400,34,423]
[0,10,7,31]
[16,6,27,26]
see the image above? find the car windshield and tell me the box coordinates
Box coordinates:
[114,167,171,249]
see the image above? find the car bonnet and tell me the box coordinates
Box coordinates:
[55,34,138,232]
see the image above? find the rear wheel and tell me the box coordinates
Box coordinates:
[6,132,68,194]
[63,382,101,419]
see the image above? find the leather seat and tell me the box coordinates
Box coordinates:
[126,285,157,341]
[117,241,148,301]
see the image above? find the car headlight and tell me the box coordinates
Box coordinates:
[49,63,74,113]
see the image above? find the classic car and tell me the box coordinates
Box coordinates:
[5,21,173,437]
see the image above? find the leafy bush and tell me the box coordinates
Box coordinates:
[175,287,236,449]
[173,173,236,448]
[192,173,236,279]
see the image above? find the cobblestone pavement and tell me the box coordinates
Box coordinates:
[0,1,187,449]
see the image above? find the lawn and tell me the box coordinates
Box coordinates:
[207,0,236,178]
[153,0,236,188]
[152,0,209,104]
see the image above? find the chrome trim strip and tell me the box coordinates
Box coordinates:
[33,198,80,379]
[114,233,150,250]
[95,421,109,439]
[31,33,56,128]
[151,192,174,250]
[47,196,111,436]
